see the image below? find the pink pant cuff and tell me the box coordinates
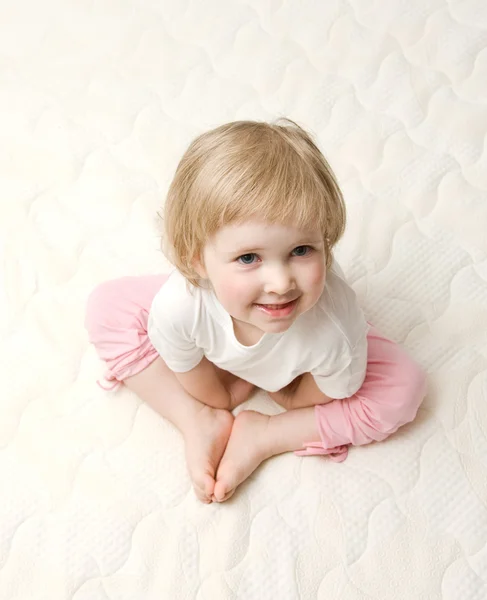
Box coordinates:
[295,442,349,462]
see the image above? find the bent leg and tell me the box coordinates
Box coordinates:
[298,327,427,461]
[214,327,427,501]
[214,407,321,502]
[84,274,245,502]
[124,358,233,504]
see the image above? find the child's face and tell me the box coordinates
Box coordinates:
[194,220,327,344]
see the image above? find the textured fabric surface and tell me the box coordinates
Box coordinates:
[2,1,487,598]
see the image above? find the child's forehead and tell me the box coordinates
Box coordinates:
[209,220,322,251]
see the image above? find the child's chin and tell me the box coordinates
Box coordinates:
[263,320,294,333]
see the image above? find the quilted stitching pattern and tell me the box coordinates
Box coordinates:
[1,1,487,598]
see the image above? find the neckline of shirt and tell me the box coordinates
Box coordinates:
[205,287,287,350]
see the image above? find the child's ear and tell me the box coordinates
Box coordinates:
[192,254,208,279]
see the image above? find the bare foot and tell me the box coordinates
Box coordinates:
[183,405,234,503]
[213,410,272,502]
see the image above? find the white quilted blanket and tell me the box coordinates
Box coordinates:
[2,1,487,598]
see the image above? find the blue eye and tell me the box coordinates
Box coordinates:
[237,253,257,265]
[292,245,311,256]
[236,247,312,264]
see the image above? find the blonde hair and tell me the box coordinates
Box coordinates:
[161,118,346,288]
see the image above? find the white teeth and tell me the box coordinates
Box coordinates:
[262,302,291,309]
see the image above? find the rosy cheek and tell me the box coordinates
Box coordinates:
[309,263,326,287]
[217,279,246,305]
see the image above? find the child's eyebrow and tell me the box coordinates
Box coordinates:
[225,247,266,255]
[224,239,324,256]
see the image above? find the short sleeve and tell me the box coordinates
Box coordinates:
[312,330,368,399]
[147,280,204,373]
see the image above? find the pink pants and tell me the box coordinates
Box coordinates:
[85,275,427,462]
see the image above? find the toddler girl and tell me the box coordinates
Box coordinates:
[85,119,426,504]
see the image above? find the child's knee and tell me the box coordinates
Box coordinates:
[309,352,427,451]
[375,356,426,437]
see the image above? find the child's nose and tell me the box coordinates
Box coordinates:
[263,266,296,295]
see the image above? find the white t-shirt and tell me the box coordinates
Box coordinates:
[147,263,369,399]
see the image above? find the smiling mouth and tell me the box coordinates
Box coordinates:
[256,300,295,309]
[253,298,299,317]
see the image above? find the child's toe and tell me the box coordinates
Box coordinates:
[219,489,236,502]
[190,470,215,503]
[203,473,215,498]
[213,478,233,502]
